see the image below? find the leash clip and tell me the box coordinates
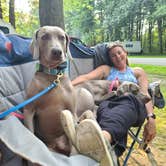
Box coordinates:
[53,73,64,85]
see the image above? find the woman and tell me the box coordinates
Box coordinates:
[62,42,156,165]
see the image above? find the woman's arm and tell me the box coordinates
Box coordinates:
[133,67,156,143]
[72,65,111,86]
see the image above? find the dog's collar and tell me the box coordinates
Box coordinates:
[36,62,67,75]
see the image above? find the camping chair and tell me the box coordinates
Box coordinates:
[69,41,165,166]
[0,61,102,166]
[0,32,113,166]
[122,80,165,166]
[0,33,165,165]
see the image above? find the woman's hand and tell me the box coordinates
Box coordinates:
[109,77,119,92]
[143,118,156,143]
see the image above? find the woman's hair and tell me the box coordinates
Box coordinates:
[107,41,129,66]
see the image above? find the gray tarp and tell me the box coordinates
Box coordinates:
[0,116,98,166]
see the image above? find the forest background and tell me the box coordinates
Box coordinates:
[0,0,166,54]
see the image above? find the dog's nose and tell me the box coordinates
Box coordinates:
[51,48,62,56]
[51,48,62,60]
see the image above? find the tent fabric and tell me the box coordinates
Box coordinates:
[0,32,33,66]
[69,41,111,69]
[0,32,110,70]
[69,42,95,59]
[93,43,111,68]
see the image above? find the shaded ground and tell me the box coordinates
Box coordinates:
[120,139,166,166]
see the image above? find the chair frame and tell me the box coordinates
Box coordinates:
[123,126,142,166]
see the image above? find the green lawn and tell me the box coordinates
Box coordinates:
[128,55,166,58]
[131,63,166,152]
[130,64,166,76]
[130,64,166,97]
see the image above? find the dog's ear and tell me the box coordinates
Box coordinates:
[137,93,151,104]
[30,29,40,59]
[65,33,69,53]
[65,33,73,60]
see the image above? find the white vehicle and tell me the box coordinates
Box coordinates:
[122,41,142,54]
[0,19,16,34]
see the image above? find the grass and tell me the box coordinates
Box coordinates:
[130,64,166,98]
[130,64,166,76]
[131,63,166,153]
[120,63,166,165]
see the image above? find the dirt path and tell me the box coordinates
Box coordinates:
[120,144,166,166]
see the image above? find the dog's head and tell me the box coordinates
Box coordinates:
[117,81,151,104]
[30,26,69,68]
[117,81,140,96]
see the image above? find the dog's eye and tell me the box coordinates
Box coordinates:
[58,35,65,41]
[41,33,50,40]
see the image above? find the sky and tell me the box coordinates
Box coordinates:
[15,0,30,13]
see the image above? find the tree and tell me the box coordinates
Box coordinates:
[153,3,166,54]
[15,0,39,37]
[39,0,64,29]
[0,0,3,19]
[9,0,15,28]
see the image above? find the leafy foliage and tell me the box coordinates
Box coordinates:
[15,0,39,37]
[64,0,166,53]
[0,0,165,53]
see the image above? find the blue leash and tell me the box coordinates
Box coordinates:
[0,82,57,119]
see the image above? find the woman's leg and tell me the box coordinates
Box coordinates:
[97,94,146,156]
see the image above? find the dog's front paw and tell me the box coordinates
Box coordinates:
[136,93,151,104]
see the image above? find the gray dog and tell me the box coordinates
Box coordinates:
[75,80,151,109]
[74,79,151,123]
[24,26,77,156]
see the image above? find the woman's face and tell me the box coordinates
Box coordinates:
[109,46,127,70]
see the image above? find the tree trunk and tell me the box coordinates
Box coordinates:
[137,19,141,41]
[0,0,3,19]
[128,18,130,40]
[136,7,143,41]
[128,16,133,41]
[39,0,65,29]
[130,18,133,41]
[114,27,121,41]
[9,0,15,28]
[136,18,139,41]
[157,18,163,54]
[148,21,152,53]
[136,4,142,41]
[140,21,144,49]
[124,26,128,40]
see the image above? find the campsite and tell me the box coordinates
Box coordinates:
[0,0,166,166]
